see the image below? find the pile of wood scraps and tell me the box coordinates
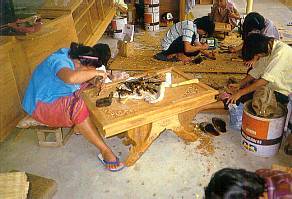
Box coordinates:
[0,172,29,199]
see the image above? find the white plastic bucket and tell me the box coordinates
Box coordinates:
[112,17,127,31]
[144,12,159,24]
[145,22,159,31]
[144,4,159,13]
[144,0,159,4]
[241,100,286,157]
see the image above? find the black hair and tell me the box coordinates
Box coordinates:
[194,16,215,37]
[205,168,265,199]
[69,42,101,68]
[92,43,111,68]
[242,12,265,41]
[242,33,274,61]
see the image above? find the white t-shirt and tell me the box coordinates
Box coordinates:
[249,40,292,96]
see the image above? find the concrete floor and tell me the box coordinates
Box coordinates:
[1,1,292,199]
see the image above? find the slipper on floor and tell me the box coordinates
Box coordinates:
[199,122,220,136]
[97,153,125,172]
[212,117,227,133]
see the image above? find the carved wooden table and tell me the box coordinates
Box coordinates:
[82,68,218,166]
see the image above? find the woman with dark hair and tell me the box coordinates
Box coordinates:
[22,42,124,172]
[154,16,215,63]
[205,168,292,199]
[229,12,279,67]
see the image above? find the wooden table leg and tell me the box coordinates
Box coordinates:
[172,109,199,142]
[124,110,199,166]
[124,116,181,166]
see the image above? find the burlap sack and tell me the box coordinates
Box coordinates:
[252,86,278,118]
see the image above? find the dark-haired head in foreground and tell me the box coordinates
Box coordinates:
[242,33,274,61]
[205,168,265,199]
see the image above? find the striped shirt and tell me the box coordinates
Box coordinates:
[161,20,199,50]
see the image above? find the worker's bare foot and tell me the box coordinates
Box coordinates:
[101,149,124,170]
[166,54,177,59]
[176,53,192,63]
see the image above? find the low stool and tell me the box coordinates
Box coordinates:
[16,115,74,147]
[35,126,74,147]
[11,170,57,199]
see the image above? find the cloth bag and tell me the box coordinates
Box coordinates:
[252,86,278,118]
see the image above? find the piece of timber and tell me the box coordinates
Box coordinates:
[171,79,199,87]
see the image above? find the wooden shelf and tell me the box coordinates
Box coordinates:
[37,0,115,45]
[73,0,95,24]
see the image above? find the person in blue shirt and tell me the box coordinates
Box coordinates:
[22,42,124,172]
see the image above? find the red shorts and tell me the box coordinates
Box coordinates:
[32,94,89,127]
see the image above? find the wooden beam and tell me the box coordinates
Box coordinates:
[179,0,186,21]
[246,0,254,14]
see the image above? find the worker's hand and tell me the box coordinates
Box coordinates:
[244,59,256,68]
[229,12,239,19]
[227,90,243,104]
[201,43,209,50]
[96,70,107,79]
[228,46,237,53]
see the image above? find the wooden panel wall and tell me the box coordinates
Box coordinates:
[17,15,78,73]
[0,15,77,142]
[0,38,25,141]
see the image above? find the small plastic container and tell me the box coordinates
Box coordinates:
[165,72,172,87]
[228,103,244,131]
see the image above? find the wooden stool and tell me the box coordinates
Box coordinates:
[35,126,73,147]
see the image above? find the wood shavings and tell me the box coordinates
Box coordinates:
[193,126,215,156]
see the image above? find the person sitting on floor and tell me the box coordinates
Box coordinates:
[22,42,125,172]
[154,16,215,63]
[191,33,291,122]
[229,12,280,67]
[227,33,291,105]
[205,168,292,199]
[210,0,240,29]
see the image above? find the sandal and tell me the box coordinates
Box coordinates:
[199,122,220,136]
[212,117,227,133]
[97,153,125,172]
